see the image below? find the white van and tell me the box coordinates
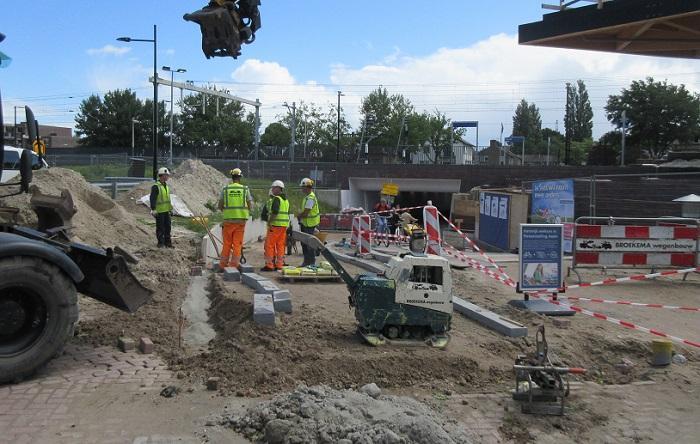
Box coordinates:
[1,146,48,183]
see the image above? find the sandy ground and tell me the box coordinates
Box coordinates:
[2,166,700,442]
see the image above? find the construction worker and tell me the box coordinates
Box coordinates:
[217,168,253,270]
[297,177,320,267]
[261,180,289,271]
[149,167,173,248]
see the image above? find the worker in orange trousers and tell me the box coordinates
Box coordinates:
[261,180,290,271]
[218,168,253,269]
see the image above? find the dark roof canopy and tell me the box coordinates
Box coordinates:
[519,0,700,59]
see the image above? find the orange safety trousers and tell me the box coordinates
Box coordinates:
[220,221,246,269]
[264,226,287,269]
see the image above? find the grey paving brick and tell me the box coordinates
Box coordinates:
[256,280,279,294]
[273,290,293,314]
[453,297,527,337]
[238,264,254,273]
[253,294,275,326]
[241,272,267,288]
[223,267,241,282]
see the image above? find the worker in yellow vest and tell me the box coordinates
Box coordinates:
[297,177,320,267]
[217,168,253,269]
[149,167,173,248]
[261,180,290,271]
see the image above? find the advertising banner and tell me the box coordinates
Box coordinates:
[479,192,510,250]
[531,179,575,253]
[519,224,564,292]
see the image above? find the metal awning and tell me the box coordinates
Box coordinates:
[519,0,700,59]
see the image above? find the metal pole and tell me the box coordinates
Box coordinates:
[290,102,296,163]
[254,99,260,160]
[336,91,341,162]
[620,109,626,166]
[169,70,174,165]
[152,24,158,180]
[131,119,135,157]
[547,136,551,166]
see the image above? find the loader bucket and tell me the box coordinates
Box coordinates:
[67,242,152,313]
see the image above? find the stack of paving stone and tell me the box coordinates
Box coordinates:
[229,272,293,326]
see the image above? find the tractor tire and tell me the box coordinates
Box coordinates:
[0,256,78,384]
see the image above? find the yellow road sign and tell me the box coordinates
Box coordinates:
[32,139,46,156]
[381,182,399,196]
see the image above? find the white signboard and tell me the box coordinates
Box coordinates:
[576,238,696,252]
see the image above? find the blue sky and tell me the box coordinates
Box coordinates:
[2,0,698,145]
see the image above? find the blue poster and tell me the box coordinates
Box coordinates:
[531,179,575,253]
[519,224,564,292]
[479,192,510,250]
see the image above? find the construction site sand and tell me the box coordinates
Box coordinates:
[223,384,472,444]
[0,167,150,250]
[123,159,229,217]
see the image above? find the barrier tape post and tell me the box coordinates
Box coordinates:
[424,203,441,256]
[358,215,371,255]
[351,216,359,247]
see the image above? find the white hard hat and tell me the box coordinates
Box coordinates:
[230,167,242,177]
[271,180,285,189]
[300,177,314,187]
[158,167,170,176]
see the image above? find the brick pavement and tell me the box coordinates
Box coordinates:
[0,343,177,444]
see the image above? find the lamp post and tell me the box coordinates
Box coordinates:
[336,91,344,162]
[131,119,140,157]
[162,66,186,165]
[118,25,158,179]
[283,101,296,162]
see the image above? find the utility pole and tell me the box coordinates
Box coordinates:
[254,99,260,160]
[620,109,627,166]
[162,66,186,166]
[564,83,571,165]
[336,91,343,162]
[284,102,296,162]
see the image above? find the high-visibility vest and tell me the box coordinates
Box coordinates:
[267,196,290,227]
[301,191,320,227]
[155,182,172,214]
[222,183,250,221]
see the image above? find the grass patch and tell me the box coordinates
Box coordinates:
[243,178,337,215]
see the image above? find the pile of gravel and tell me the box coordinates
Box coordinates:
[223,384,471,444]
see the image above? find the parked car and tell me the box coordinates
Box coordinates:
[1,145,48,183]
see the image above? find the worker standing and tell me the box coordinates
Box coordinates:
[261,180,289,271]
[218,168,253,270]
[149,167,173,248]
[297,178,320,267]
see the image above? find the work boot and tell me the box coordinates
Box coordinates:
[157,243,165,248]
[165,243,174,249]
[260,266,275,272]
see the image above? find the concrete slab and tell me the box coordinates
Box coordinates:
[238,264,254,273]
[371,251,394,264]
[223,267,241,282]
[453,297,528,337]
[273,290,293,314]
[256,280,280,295]
[327,246,386,274]
[508,299,576,316]
[253,294,275,326]
[241,272,267,288]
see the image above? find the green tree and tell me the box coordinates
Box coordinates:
[512,99,542,156]
[359,87,414,162]
[75,89,144,147]
[261,122,290,147]
[606,77,700,160]
[574,80,593,141]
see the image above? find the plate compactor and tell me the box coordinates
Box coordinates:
[291,230,452,348]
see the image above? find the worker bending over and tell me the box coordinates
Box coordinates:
[149,167,173,248]
[296,178,320,267]
[218,168,253,269]
[261,180,289,271]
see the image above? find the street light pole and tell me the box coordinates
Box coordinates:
[162,66,187,165]
[131,119,140,157]
[336,91,343,162]
[118,24,158,179]
[284,101,296,162]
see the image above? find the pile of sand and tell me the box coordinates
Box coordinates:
[0,167,150,250]
[124,159,229,217]
[223,384,472,444]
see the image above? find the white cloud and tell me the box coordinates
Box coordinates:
[86,45,131,57]
[228,33,699,145]
[165,49,176,56]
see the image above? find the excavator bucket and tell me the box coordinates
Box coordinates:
[30,187,76,234]
[184,0,261,59]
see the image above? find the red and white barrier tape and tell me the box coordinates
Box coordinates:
[436,210,514,283]
[441,243,517,287]
[530,266,700,296]
[528,294,700,349]
[323,205,427,218]
[554,296,700,312]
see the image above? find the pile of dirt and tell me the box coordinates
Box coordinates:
[0,167,150,250]
[123,160,229,217]
[222,384,472,444]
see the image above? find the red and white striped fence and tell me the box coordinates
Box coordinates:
[357,215,371,255]
[574,224,699,268]
[424,204,441,256]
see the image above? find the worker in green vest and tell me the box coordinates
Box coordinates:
[261,180,290,271]
[149,167,173,248]
[297,177,320,267]
[217,168,253,269]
